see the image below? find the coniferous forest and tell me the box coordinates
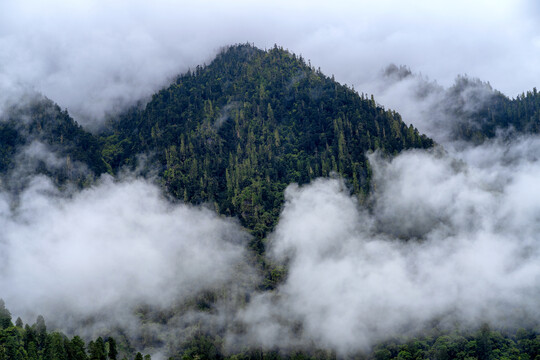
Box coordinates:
[1,44,540,359]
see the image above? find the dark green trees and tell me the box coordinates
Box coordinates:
[68,336,89,360]
[107,337,118,360]
[0,300,12,330]
[0,96,107,189]
[88,337,106,360]
[106,44,432,242]
[0,303,147,360]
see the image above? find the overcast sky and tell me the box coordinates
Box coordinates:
[1,0,539,127]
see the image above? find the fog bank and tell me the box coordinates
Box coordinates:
[237,135,540,353]
[0,175,250,329]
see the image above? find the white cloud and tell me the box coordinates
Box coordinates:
[239,135,540,353]
[0,175,249,327]
[0,0,538,127]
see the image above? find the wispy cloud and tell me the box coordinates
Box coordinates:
[238,136,540,352]
[1,0,538,127]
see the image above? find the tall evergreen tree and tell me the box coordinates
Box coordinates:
[0,300,12,330]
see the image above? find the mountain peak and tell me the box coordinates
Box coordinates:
[108,44,432,242]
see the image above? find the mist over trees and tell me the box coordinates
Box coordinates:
[1,44,540,359]
[0,301,150,360]
[377,65,540,146]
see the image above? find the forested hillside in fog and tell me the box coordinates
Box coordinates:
[1,43,540,360]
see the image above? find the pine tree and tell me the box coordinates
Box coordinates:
[0,300,12,329]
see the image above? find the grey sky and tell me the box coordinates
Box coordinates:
[1,0,539,127]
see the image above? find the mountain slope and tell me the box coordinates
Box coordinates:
[0,95,107,189]
[383,65,540,143]
[106,44,433,242]
[3,45,540,360]
[434,77,540,142]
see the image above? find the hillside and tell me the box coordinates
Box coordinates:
[5,44,540,360]
[104,44,433,243]
[384,65,540,143]
[0,95,106,190]
[432,76,540,143]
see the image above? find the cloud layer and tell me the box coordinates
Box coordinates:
[238,135,540,353]
[4,136,540,355]
[0,175,249,328]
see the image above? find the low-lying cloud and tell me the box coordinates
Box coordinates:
[2,2,540,356]
[2,110,540,357]
[0,175,250,328]
[237,135,540,353]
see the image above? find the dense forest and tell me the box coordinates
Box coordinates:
[1,45,433,243]
[103,44,433,244]
[0,300,151,360]
[3,298,540,360]
[0,97,106,189]
[2,44,540,359]
[449,80,540,142]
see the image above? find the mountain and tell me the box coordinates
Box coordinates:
[1,45,433,244]
[431,76,540,142]
[7,44,540,360]
[103,44,433,245]
[383,65,540,143]
[0,95,107,190]
[462,85,540,141]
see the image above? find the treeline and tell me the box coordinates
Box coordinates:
[168,326,540,360]
[0,96,106,190]
[148,325,540,360]
[0,300,150,360]
[371,325,540,360]
[441,77,540,143]
[5,295,540,360]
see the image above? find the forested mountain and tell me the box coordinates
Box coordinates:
[0,45,434,359]
[1,45,432,242]
[438,77,540,142]
[2,44,540,360]
[465,86,540,141]
[384,64,540,143]
[0,95,106,189]
[103,44,432,243]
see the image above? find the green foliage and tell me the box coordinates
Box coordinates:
[0,302,154,360]
[105,44,432,245]
[0,96,107,188]
[107,337,118,360]
[445,79,540,142]
[0,300,12,330]
[164,325,540,360]
[0,45,432,250]
[371,326,538,360]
